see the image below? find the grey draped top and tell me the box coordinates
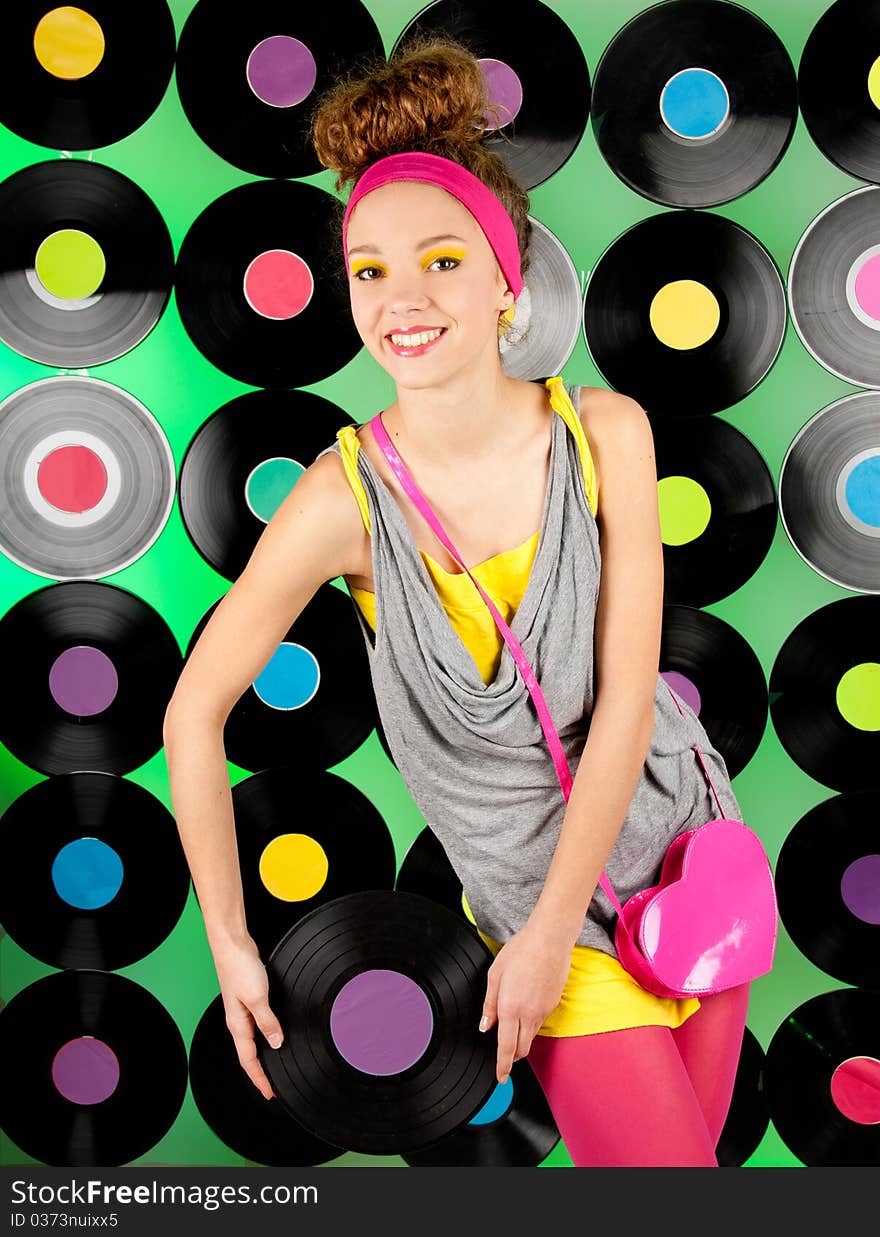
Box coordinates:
[314,380,742,956]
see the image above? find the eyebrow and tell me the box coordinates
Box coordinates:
[347,233,468,258]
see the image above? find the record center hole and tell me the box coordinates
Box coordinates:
[330,970,434,1075]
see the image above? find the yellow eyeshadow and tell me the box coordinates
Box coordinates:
[421,246,467,265]
[350,259,385,276]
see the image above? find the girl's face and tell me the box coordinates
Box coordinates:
[345,180,515,388]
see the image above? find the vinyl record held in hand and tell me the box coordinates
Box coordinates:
[178,387,356,582]
[0,772,189,971]
[583,210,786,416]
[174,180,362,388]
[177,0,385,179]
[0,581,184,776]
[394,0,590,188]
[0,161,174,368]
[0,1,175,150]
[591,0,797,206]
[189,995,346,1167]
[0,970,188,1167]
[259,891,498,1155]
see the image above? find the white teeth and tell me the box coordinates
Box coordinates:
[389,328,444,346]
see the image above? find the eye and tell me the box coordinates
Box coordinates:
[428,256,460,271]
[353,265,382,282]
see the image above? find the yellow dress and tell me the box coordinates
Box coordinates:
[335,376,701,1037]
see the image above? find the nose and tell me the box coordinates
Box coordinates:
[382,269,432,313]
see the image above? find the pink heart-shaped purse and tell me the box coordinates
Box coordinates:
[614,816,778,998]
[371,411,778,999]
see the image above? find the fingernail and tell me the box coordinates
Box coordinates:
[500,1074,509,1085]
[479,1016,489,1032]
[269,1033,282,1048]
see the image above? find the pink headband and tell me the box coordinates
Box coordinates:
[342,150,524,300]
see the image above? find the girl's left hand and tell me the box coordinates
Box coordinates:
[479,919,574,1084]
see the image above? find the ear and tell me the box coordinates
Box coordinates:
[497,282,516,316]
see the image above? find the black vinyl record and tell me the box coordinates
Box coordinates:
[394,0,590,189]
[653,416,776,606]
[0,160,174,367]
[259,890,498,1155]
[178,388,355,581]
[189,995,346,1167]
[591,0,796,207]
[177,0,384,179]
[0,970,188,1167]
[402,1055,559,1166]
[0,375,175,580]
[188,583,376,773]
[174,179,362,388]
[779,391,880,594]
[228,768,397,959]
[716,1027,771,1168]
[769,596,880,793]
[775,790,880,989]
[0,1,175,151]
[0,581,184,776]
[800,0,880,184]
[660,603,767,778]
[0,772,189,971]
[583,210,786,416]
[765,989,880,1166]
[396,825,470,924]
[789,187,880,388]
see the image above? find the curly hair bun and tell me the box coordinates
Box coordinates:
[309,32,509,192]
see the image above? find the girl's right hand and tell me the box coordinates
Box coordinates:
[211,933,285,1100]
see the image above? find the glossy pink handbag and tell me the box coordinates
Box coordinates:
[370,412,778,999]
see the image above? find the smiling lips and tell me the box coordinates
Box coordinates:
[386,327,448,357]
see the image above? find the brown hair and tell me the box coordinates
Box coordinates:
[307,31,531,339]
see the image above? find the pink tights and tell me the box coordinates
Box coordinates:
[525,982,751,1167]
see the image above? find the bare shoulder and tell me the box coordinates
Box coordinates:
[577,387,654,474]
[300,448,370,579]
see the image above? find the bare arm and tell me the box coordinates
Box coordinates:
[162,451,364,1096]
[530,390,662,943]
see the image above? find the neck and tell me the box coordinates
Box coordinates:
[385,363,524,470]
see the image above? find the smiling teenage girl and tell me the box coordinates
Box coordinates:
[163,33,750,1167]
